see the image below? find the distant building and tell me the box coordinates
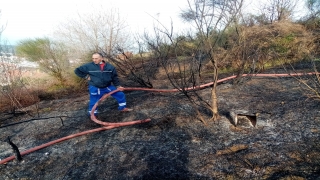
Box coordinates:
[0,52,18,62]
[19,58,39,68]
[0,61,18,86]
[0,53,40,86]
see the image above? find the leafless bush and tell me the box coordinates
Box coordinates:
[310,60,320,100]
[86,44,154,88]
[138,22,214,124]
[0,57,40,113]
[285,58,320,101]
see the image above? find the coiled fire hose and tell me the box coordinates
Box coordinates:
[0,72,318,164]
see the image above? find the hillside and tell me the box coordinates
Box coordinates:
[0,65,320,179]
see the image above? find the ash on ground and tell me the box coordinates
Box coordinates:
[0,70,319,179]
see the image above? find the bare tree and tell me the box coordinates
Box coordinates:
[258,0,298,23]
[180,0,244,121]
[54,7,131,59]
[306,0,320,18]
[303,0,320,26]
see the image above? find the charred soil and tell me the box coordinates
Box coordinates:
[0,65,320,179]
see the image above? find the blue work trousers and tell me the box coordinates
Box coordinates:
[88,85,126,114]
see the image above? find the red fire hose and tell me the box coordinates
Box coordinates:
[0,72,319,164]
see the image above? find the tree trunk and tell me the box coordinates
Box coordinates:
[211,86,219,121]
[211,59,220,121]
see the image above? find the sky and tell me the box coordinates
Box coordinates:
[0,0,307,45]
[0,0,190,45]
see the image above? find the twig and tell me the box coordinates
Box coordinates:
[0,116,69,129]
[6,136,22,161]
[60,117,64,126]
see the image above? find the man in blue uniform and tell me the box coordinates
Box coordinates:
[74,52,132,115]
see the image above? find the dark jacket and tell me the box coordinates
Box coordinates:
[74,62,120,88]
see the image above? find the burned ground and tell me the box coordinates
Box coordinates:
[0,65,320,179]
